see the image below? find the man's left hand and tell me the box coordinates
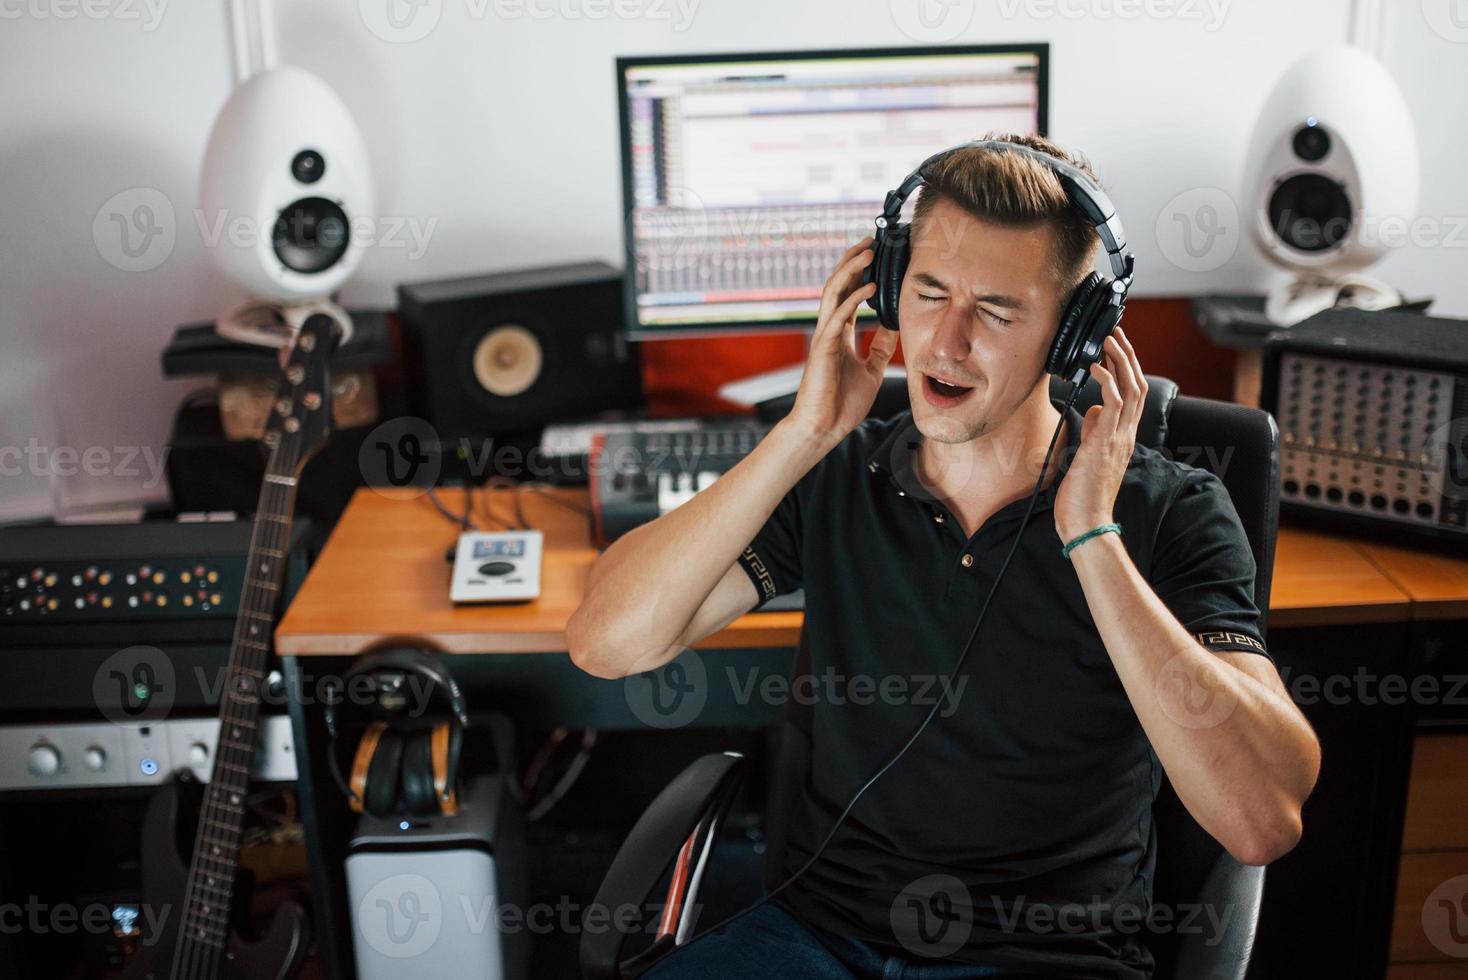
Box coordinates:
[1054,326,1147,544]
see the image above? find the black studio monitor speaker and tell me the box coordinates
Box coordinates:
[399,261,644,441]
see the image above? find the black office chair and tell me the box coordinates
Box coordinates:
[581,376,1280,980]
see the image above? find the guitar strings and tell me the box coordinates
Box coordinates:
[172,373,305,980]
[177,448,295,978]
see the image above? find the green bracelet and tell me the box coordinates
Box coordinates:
[1061,522,1122,559]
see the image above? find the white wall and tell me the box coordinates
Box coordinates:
[0,0,1460,519]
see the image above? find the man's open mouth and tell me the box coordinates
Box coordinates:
[926,375,973,397]
[922,372,978,406]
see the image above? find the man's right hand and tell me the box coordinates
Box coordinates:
[785,237,901,448]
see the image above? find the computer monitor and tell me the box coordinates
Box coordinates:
[617,44,1049,340]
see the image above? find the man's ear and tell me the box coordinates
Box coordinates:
[1032,360,1052,394]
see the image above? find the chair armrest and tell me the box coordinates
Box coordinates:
[1148,777,1266,980]
[1167,860,1263,979]
[580,752,746,980]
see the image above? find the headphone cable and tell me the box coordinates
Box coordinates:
[663,380,1084,957]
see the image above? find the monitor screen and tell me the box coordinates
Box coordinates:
[617,45,1048,339]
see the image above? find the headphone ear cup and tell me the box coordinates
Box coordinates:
[363,729,405,818]
[346,721,388,814]
[1047,272,1105,380]
[400,730,439,817]
[431,722,460,817]
[874,224,910,331]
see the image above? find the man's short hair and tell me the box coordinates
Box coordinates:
[910,132,1102,295]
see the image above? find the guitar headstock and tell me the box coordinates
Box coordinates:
[264,313,339,474]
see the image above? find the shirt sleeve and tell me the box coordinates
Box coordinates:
[1150,468,1272,661]
[736,480,804,609]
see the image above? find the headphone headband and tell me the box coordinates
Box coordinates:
[879,139,1133,282]
[865,137,1137,387]
[329,645,469,731]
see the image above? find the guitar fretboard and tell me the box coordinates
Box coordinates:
[169,454,305,975]
[166,315,332,980]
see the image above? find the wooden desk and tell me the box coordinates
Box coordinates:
[275,486,1414,654]
[275,486,803,654]
[272,486,1459,980]
[1357,541,1468,621]
[1268,527,1413,628]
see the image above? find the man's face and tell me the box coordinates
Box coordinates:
[899,196,1067,445]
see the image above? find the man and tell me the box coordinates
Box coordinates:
[566,134,1320,978]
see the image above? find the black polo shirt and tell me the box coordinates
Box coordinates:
[736,398,1271,979]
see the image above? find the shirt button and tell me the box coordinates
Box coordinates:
[933,513,945,524]
[897,490,906,496]
[868,461,878,473]
[961,554,974,568]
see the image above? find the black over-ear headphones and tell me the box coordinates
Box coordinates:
[863,138,1136,388]
[324,646,469,819]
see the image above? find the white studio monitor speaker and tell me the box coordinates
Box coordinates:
[199,65,375,342]
[1244,46,1420,325]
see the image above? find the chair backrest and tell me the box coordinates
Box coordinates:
[1148,394,1278,980]
[766,378,1280,980]
[1162,395,1280,624]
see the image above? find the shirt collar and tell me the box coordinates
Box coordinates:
[866,396,1085,510]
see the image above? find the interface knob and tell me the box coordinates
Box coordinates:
[28,744,61,776]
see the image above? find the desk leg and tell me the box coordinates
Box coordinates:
[285,655,355,980]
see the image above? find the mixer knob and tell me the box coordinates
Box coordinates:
[187,742,210,767]
[28,744,61,776]
[84,746,107,772]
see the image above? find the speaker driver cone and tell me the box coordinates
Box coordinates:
[1267,173,1352,253]
[273,196,351,273]
[472,324,543,397]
